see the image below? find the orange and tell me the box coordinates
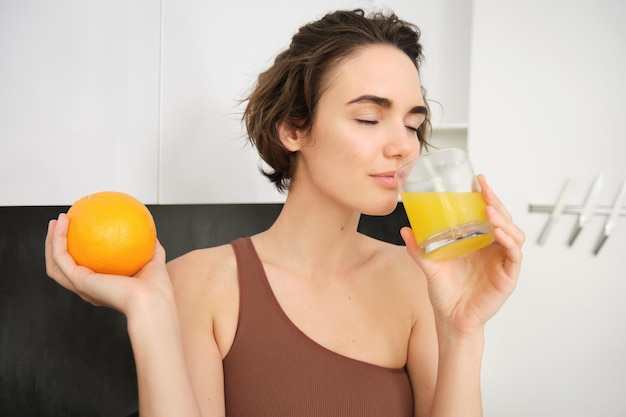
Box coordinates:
[66,191,157,276]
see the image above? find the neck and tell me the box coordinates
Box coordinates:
[254,190,366,280]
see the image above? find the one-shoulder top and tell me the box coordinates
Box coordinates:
[223,237,413,417]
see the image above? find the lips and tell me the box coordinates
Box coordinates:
[371,171,398,188]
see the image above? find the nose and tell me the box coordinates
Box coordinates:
[383,122,420,161]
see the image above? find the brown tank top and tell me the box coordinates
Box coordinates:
[223,237,413,417]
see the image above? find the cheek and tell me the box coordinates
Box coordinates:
[346,141,373,162]
[308,116,382,168]
[310,123,356,156]
[410,142,421,159]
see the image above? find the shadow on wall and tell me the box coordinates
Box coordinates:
[0,203,409,416]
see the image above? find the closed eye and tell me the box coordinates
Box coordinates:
[357,119,378,125]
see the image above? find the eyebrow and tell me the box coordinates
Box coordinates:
[346,94,428,116]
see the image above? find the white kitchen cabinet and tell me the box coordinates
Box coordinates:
[0,0,161,206]
[0,1,471,205]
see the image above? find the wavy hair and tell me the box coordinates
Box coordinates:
[243,9,431,192]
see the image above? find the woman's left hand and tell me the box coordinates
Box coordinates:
[401,174,525,336]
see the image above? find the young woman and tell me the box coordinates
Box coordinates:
[45,9,525,417]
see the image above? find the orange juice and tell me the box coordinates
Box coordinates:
[401,191,494,260]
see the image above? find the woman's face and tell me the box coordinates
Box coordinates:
[292,44,427,216]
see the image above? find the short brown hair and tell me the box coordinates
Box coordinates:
[243,9,431,192]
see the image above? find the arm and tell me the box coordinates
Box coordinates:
[127,292,203,417]
[429,325,484,417]
[167,248,237,417]
[45,214,222,417]
[406,305,485,417]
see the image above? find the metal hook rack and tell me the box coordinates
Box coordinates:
[529,175,626,255]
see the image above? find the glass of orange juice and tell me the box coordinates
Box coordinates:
[396,148,494,261]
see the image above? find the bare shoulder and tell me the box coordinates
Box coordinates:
[167,245,238,322]
[167,243,239,311]
[167,244,237,290]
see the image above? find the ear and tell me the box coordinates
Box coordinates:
[277,120,305,152]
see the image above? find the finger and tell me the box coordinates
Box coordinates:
[44,218,58,275]
[45,218,63,279]
[50,216,128,308]
[485,205,526,247]
[48,214,102,298]
[495,227,523,263]
[493,226,523,284]
[400,226,436,276]
[477,174,512,222]
[400,226,419,255]
[478,174,526,247]
[134,239,167,278]
[153,239,167,264]
[45,215,78,293]
[50,213,76,275]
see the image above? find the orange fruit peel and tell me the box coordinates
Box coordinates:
[66,191,157,276]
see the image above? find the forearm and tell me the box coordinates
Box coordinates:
[127,295,202,417]
[429,323,485,417]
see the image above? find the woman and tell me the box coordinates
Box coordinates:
[45,9,525,417]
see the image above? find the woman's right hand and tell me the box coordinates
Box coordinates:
[45,213,174,316]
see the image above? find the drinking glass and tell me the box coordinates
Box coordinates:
[396,148,494,261]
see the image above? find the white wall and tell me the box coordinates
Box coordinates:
[0,0,472,205]
[159,0,472,203]
[468,1,626,415]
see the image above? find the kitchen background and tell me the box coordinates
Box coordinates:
[1,0,625,416]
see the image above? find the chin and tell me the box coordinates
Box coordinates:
[361,197,399,217]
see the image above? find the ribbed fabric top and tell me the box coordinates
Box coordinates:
[223,237,413,417]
